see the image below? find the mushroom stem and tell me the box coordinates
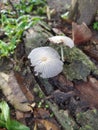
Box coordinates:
[60,45,64,62]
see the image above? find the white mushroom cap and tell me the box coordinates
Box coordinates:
[28,47,63,78]
[48,36,74,48]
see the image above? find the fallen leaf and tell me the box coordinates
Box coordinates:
[34,108,50,119]
[0,72,33,112]
[50,74,73,91]
[72,22,92,44]
[14,72,34,103]
[49,90,75,106]
[36,119,60,130]
[0,128,7,130]
[75,77,98,109]
[83,47,98,61]
[16,111,24,120]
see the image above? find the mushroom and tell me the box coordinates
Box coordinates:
[48,36,74,61]
[28,46,63,78]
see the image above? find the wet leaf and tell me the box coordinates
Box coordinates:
[36,119,60,130]
[75,77,98,109]
[83,47,98,62]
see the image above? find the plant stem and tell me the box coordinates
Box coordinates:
[60,45,64,62]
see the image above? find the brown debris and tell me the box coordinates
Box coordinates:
[33,107,60,130]
[48,90,75,106]
[14,71,34,102]
[0,72,33,112]
[49,74,74,92]
[72,22,92,44]
[34,108,50,119]
[75,77,98,109]
[35,119,60,130]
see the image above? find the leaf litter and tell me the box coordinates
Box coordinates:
[0,1,98,130]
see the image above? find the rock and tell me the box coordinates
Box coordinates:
[24,22,52,55]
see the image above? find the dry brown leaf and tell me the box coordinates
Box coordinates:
[0,72,33,112]
[72,22,92,44]
[83,47,98,61]
[14,72,34,102]
[75,77,98,109]
[34,108,50,119]
[36,119,60,130]
[16,111,24,120]
[0,128,7,130]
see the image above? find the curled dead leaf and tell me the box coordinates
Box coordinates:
[0,72,33,112]
[72,22,92,44]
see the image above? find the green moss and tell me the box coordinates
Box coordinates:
[76,109,98,130]
[63,47,98,81]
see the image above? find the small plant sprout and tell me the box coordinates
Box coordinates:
[48,36,74,61]
[28,47,63,78]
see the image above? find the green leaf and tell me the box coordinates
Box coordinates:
[26,5,33,13]
[93,22,98,30]
[7,120,30,130]
[0,101,30,130]
[0,119,6,128]
[0,101,10,122]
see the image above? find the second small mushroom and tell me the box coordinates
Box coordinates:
[48,36,74,61]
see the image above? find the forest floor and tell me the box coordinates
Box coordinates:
[0,0,98,130]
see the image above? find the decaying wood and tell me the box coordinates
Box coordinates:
[32,78,77,130]
[0,72,33,112]
[33,70,98,130]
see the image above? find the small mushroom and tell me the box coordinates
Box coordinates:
[28,47,63,78]
[48,36,74,61]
